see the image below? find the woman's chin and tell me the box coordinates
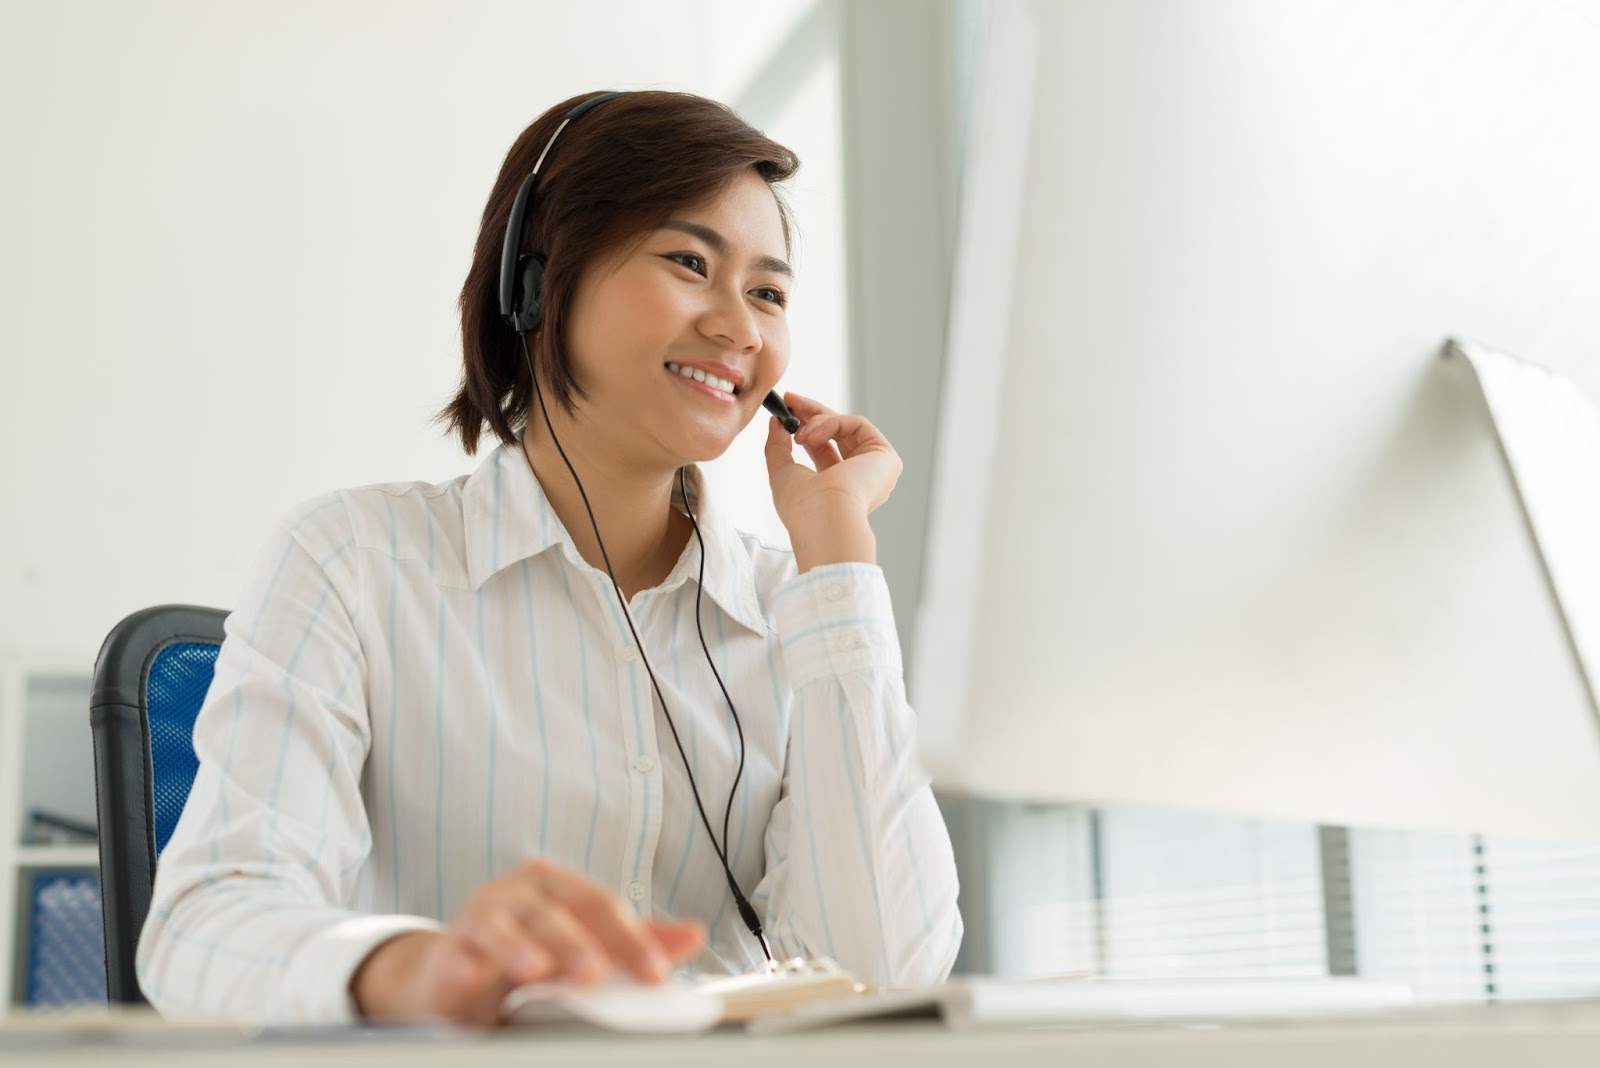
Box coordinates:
[662,424,737,467]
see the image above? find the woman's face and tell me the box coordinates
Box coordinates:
[562,169,793,467]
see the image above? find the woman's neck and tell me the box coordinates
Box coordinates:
[519,423,692,601]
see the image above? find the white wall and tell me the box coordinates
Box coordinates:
[0,0,846,660]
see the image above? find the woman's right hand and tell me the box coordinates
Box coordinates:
[350,859,706,1025]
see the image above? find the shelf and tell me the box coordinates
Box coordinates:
[14,845,99,869]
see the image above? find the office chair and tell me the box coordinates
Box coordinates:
[89,604,228,1004]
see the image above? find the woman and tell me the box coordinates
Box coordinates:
[138,90,962,1026]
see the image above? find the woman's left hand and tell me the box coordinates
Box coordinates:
[763,391,902,572]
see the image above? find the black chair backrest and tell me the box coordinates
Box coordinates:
[89,604,228,1004]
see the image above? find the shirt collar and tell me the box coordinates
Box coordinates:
[462,442,768,636]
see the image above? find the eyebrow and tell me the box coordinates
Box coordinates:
[659,219,792,278]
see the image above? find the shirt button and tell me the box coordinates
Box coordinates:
[627,881,646,902]
[835,634,862,653]
[632,755,656,774]
[618,643,639,663]
[824,582,846,602]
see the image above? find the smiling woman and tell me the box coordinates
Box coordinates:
[133,88,962,1027]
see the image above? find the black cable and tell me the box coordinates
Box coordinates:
[679,465,750,881]
[519,336,773,963]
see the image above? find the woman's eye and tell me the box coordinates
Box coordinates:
[668,253,707,275]
[752,287,788,308]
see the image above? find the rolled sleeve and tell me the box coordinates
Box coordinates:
[770,563,903,687]
[286,914,446,1023]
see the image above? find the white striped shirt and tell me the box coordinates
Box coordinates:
[137,440,962,1023]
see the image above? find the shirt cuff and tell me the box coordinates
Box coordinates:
[278,913,446,1024]
[771,562,903,688]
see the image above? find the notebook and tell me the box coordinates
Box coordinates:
[748,976,1417,1034]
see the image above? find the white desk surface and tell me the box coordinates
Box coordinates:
[4,1001,1600,1068]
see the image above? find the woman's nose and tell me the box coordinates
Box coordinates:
[698,287,762,352]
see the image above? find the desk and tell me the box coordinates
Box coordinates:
[4,1002,1600,1068]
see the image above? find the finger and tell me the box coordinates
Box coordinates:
[456,884,560,987]
[468,867,614,986]
[764,415,808,496]
[481,905,560,985]
[646,919,708,962]
[798,413,891,460]
[551,880,673,984]
[523,903,613,985]
[431,937,517,1027]
[764,414,798,473]
[782,391,839,418]
[799,435,843,472]
[794,414,843,446]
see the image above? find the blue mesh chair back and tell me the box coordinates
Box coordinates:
[144,641,214,854]
[90,605,228,1004]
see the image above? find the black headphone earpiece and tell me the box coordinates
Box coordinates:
[510,252,546,334]
[499,91,627,337]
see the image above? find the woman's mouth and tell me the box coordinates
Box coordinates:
[665,361,739,402]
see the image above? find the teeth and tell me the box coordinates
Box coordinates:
[666,362,736,395]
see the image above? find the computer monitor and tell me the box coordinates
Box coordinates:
[912,1,1600,843]
[1450,339,1600,725]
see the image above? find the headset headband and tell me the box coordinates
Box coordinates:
[498,92,627,327]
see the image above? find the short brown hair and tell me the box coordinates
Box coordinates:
[440,90,800,455]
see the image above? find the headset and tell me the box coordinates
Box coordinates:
[498,91,799,965]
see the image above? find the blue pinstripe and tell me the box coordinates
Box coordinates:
[599,591,652,885]
[212,536,299,864]
[548,499,601,872]
[483,464,503,878]
[491,454,503,572]
[532,477,559,857]
[243,530,297,639]
[478,594,496,880]
[784,617,894,646]
[715,610,751,873]
[706,608,749,940]
[284,538,352,874]
[835,688,894,980]
[664,595,698,912]
[214,692,243,869]
[763,620,788,739]
[264,581,333,856]
[384,497,401,910]
[891,747,935,974]
[794,705,838,959]
[520,559,552,854]
[429,516,446,916]
[308,645,363,874]
[164,925,288,969]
